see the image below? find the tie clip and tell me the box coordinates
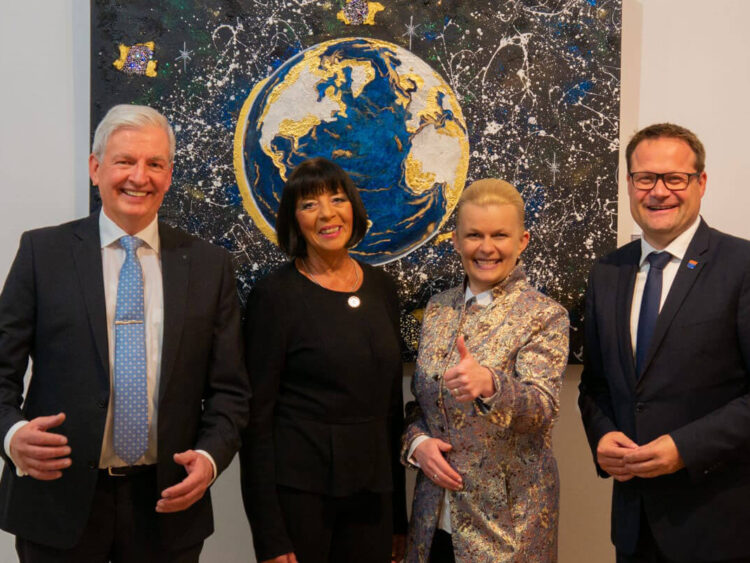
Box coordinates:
[115,320,144,325]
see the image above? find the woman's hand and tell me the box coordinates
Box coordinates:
[413,438,463,491]
[261,553,298,563]
[443,336,495,401]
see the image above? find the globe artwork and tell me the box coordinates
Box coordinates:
[234,37,469,265]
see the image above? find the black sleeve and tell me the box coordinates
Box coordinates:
[239,279,294,560]
[578,265,618,477]
[193,249,252,473]
[0,232,35,464]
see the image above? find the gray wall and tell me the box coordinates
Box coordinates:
[2,1,749,561]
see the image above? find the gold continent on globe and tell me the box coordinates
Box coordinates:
[234,37,470,265]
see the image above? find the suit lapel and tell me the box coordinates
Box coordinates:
[616,243,641,390]
[72,214,109,388]
[158,223,189,404]
[639,220,711,381]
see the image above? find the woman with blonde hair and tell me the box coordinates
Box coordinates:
[402,178,569,562]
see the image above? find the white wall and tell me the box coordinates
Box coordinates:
[624,0,750,241]
[0,0,89,282]
[1,1,749,561]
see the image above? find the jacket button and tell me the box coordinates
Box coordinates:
[97,399,106,409]
[439,425,445,433]
[435,399,441,408]
[88,461,97,469]
[635,402,645,413]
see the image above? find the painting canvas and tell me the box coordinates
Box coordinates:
[91,0,622,361]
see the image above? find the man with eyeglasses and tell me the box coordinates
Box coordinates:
[579,123,750,562]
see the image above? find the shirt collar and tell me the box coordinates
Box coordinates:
[464,285,494,307]
[99,210,160,253]
[639,215,701,267]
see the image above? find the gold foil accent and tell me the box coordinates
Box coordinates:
[113,45,130,70]
[434,232,453,245]
[332,149,354,158]
[336,2,385,26]
[233,76,279,244]
[394,73,424,110]
[404,155,437,195]
[145,61,157,78]
[277,115,324,150]
[112,42,157,77]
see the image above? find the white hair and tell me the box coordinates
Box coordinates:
[91,104,176,162]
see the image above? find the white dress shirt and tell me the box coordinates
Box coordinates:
[629,216,701,355]
[99,211,163,467]
[6,211,216,477]
[408,286,493,533]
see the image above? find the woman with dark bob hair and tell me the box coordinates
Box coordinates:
[240,157,407,563]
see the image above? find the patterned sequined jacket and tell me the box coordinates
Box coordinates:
[401,265,569,563]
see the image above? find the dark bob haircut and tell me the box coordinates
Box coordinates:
[275,157,369,258]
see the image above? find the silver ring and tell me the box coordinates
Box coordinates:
[432,473,438,480]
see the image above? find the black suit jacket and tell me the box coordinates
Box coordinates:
[579,220,750,561]
[0,213,250,549]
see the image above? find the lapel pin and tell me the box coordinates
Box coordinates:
[687,259,698,269]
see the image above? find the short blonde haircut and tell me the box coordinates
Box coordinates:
[455,178,525,228]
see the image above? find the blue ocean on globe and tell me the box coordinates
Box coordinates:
[235,37,469,265]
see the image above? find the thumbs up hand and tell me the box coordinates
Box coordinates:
[443,335,495,402]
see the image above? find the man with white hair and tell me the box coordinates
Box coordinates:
[0,104,249,561]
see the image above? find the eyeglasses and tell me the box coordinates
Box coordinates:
[628,171,701,191]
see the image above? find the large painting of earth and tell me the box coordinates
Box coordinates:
[236,37,469,264]
[91,0,622,361]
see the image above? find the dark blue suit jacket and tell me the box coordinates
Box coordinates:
[0,212,250,549]
[579,219,750,561]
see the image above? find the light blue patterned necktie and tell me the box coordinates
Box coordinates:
[113,235,148,465]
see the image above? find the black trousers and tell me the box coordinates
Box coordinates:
[429,529,455,563]
[617,509,750,563]
[277,485,393,563]
[16,468,203,563]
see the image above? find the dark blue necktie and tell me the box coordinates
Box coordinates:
[635,251,672,376]
[114,236,148,465]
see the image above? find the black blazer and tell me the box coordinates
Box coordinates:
[0,213,250,550]
[579,220,750,561]
[239,262,407,561]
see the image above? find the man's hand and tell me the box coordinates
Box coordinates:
[9,413,71,480]
[623,434,684,478]
[596,431,638,482]
[413,438,463,491]
[261,554,298,563]
[156,450,213,513]
[443,336,495,402]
